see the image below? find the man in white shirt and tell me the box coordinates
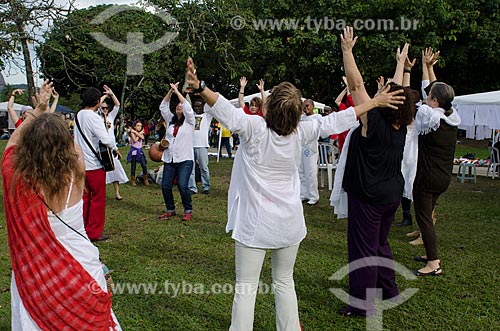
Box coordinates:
[299,99,322,205]
[189,97,213,194]
[74,87,117,242]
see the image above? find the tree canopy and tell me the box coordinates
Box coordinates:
[0,0,69,102]
[38,0,500,118]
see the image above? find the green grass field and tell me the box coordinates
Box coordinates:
[0,139,499,330]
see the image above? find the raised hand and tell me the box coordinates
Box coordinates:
[34,80,54,114]
[186,58,199,88]
[52,89,59,98]
[423,47,440,67]
[376,76,385,91]
[103,85,114,96]
[256,79,265,92]
[405,56,417,70]
[373,85,405,110]
[169,82,180,93]
[396,43,410,63]
[342,76,349,88]
[240,76,248,89]
[340,26,358,52]
[11,89,24,96]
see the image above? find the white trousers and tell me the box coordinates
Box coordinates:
[299,147,319,202]
[230,241,301,331]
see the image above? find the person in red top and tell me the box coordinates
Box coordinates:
[143,119,150,144]
[331,77,355,154]
[8,88,59,128]
[8,89,33,128]
[238,76,265,117]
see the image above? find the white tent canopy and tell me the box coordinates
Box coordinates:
[452,90,500,139]
[230,90,326,111]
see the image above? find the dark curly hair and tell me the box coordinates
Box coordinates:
[378,83,418,127]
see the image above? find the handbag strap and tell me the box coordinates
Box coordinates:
[34,188,90,242]
[75,112,102,162]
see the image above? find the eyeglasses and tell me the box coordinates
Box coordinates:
[102,107,108,110]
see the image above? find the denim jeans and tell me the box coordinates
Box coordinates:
[162,160,193,213]
[219,137,232,158]
[188,147,210,193]
[130,154,147,177]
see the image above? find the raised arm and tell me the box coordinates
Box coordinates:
[49,89,59,113]
[7,81,53,149]
[340,27,370,106]
[169,82,195,125]
[103,85,120,107]
[403,54,416,87]
[321,85,405,136]
[422,49,430,82]
[335,87,348,107]
[423,47,439,83]
[169,82,187,105]
[7,89,23,124]
[257,79,266,103]
[163,84,176,103]
[187,58,219,107]
[392,43,409,86]
[102,85,120,121]
[238,76,247,108]
[159,84,177,122]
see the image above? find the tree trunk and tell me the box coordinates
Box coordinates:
[117,75,128,144]
[17,21,36,106]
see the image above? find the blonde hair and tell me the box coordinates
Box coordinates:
[13,113,85,209]
[264,82,303,136]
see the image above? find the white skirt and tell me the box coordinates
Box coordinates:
[106,156,129,184]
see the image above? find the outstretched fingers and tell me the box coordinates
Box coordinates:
[186,58,199,87]
[340,26,358,51]
[377,85,406,109]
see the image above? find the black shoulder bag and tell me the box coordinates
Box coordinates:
[75,113,115,172]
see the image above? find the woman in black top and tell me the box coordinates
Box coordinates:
[411,49,461,276]
[339,27,418,317]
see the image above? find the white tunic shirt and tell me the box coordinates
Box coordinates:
[207,95,357,248]
[300,113,323,152]
[74,109,116,171]
[193,111,213,148]
[159,100,195,163]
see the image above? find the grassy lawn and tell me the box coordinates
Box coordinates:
[0,139,499,330]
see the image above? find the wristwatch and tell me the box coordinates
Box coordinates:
[193,81,206,93]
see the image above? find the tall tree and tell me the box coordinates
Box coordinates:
[0,0,70,104]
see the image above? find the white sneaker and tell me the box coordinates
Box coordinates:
[307,199,318,205]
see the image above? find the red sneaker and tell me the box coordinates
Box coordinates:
[158,211,176,220]
[182,212,192,221]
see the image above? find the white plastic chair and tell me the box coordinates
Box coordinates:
[317,142,338,190]
[487,146,500,179]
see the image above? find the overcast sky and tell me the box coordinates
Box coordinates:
[2,0,138,85]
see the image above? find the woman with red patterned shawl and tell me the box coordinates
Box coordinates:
[2,80,121,330]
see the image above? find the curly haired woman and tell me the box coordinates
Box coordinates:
[2,80,121,330]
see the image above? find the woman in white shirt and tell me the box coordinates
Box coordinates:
[185,58,404,331]
[158,83,195,222]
